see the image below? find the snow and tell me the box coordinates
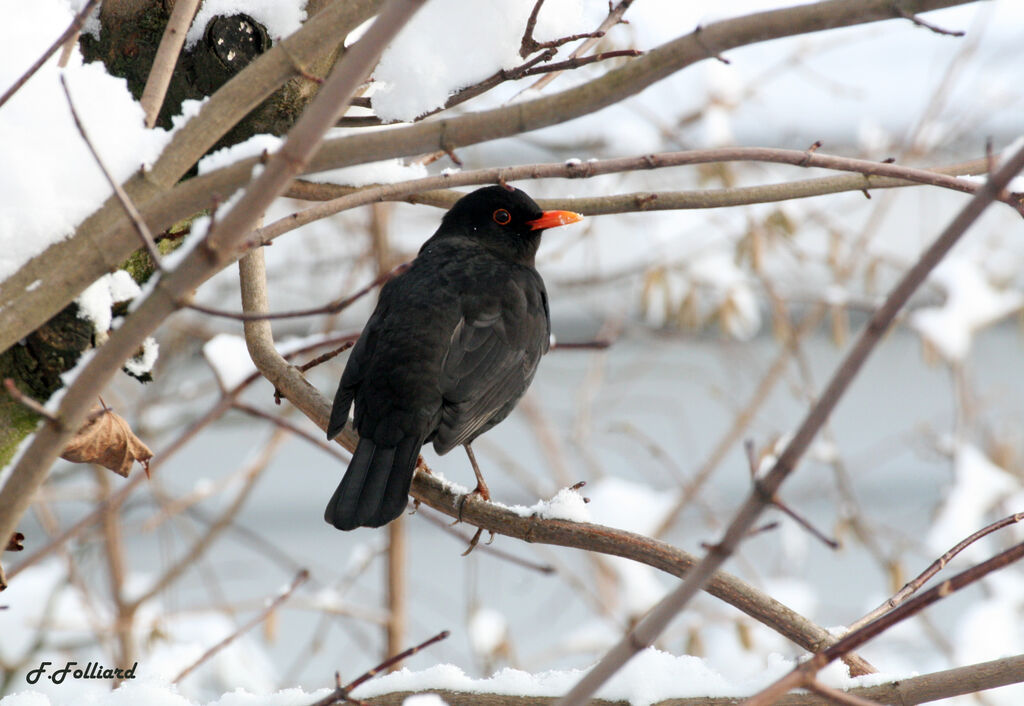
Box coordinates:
[197,135,282,176]
[504,485,591,522]
[371,0,590,122]
[909,257,1023,362]
[586,477,677,536]
[0,0,171,282]
[582,478,681,615]
[0,682,323,706]
[926,443,1018,562]
[468,608,507,656]
[124,336,160,377]
[76,271,142,334]
[310,157,429,187]
[402,696,449,706]
[184,0,307,49]
[0,561,282,705]
[340,648,887,705]
[202,334,257,390]
[954,571,1024,666]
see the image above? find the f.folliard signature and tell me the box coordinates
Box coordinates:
[26,661,138,685]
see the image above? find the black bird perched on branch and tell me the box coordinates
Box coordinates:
[325,185,583,530]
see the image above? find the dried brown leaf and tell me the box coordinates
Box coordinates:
[60,407,153,477]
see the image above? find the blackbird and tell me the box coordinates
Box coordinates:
[325,185,583,530]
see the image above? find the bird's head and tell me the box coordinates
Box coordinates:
[433,185,582,264]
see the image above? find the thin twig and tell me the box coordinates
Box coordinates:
[769,491,840,549]
[309,630,451,706]
[297,340,356,373]
[187,262,410,321]
[0,0,100,109]
[140,0,201,127]
[4,379,58,424]
[173,569,310,684]
[519,0,636,95]
[549,339,613,351]
[895,5,965,36]
[846,510,1024,632]
[520,0,606,57]
[352,630,450,692]
[516,50,642,78]
[60,75,163,269]
[743,540,1024,705]
[231,401,350,462]
[804,679,887,706]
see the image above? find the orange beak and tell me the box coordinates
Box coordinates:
[526,210,584,231]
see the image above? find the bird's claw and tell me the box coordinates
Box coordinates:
[460,526,494,556]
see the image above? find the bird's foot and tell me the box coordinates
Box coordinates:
[460,526,495,556]
[455,483,491,523]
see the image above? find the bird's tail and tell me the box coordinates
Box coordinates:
[324,435,421,530]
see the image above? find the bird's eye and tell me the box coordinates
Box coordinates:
[492,208,511,225]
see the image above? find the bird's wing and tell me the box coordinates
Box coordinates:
[327,295,389,439]
[434,277,549,453]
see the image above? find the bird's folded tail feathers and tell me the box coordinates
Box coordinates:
[324,435,421,530]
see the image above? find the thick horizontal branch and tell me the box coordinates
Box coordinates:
[286,156,990,211]
[257,151,995,242]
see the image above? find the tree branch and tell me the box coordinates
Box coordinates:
[139,0,201,128]
[251,149,1004,245]
[0,0,101,110]
[744,542,1024,705]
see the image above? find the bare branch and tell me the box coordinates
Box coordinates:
[0,0,100,110]
[186,263,410,321]
[895,5,966,36]
[4,379,57,424]
[520,0,605,58]
[846,510,1024,633]
[60,75,163,269]
[519,0,636,94]
[744,541,1024,705]
[309,630,451,706]
[140,0,201,128]
[254,148,1005,246]
[173,569,309,684]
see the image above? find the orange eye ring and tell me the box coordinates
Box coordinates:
[492,208,511,225]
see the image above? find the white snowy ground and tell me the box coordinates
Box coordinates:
[2,0,1023,704]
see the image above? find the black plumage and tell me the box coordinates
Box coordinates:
[325,185,582,530]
